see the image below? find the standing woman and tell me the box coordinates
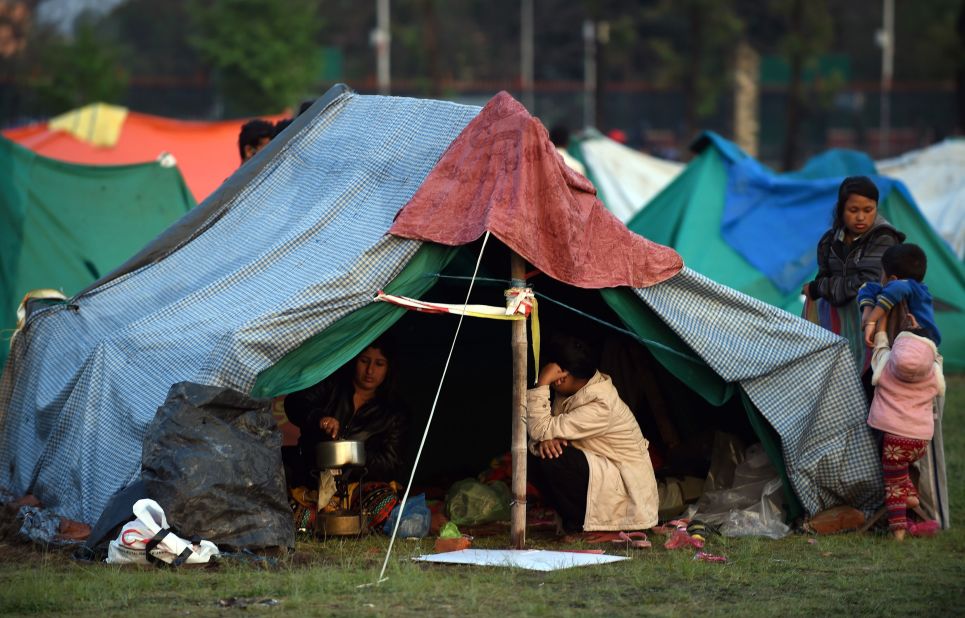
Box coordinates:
[802,176,905,377]
[283,336,409,488]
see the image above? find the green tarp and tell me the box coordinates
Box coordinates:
[627,143,965,371]
[0,138,195,366]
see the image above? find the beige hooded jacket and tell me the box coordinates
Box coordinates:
[526,371,659,531]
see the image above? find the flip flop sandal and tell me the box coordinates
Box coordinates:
[580,531,625,543]
[907,520,940,537]
[612,531,651,549]
[652,519,689,535]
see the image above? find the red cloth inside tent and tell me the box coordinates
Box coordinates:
[390,92,683,289]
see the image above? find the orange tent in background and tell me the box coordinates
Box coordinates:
[4,103,285,202]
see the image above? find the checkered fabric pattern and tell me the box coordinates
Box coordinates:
[635,268,883,515]
[0,92,481,527]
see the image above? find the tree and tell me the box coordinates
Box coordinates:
[30,19,128,114]
[391,0,445,96]
[767,0,832,170]
[958,2,965,133]
[188,0,321,115]
[387,0,525,95]
[101,0,202,79]
[643,0,743,141]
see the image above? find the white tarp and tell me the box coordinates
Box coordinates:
[413,549,629,572]
[578,130,683,222]
[877,138,965,259]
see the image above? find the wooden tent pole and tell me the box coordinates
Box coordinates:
[510,252,528,548]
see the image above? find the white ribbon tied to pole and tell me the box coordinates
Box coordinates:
[374,287,534,320]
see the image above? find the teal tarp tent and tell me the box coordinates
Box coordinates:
[628,133,965,371]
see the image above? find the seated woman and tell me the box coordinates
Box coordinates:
[526,334,659,535]
[283,336,408,488]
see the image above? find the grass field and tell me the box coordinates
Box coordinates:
[1,376,963,617]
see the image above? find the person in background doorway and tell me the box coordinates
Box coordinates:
[238,118,275,163]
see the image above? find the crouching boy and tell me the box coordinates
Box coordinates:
[526,334,658,535]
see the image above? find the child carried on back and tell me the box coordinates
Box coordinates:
[858,244,945,540]
[859,244,941,348]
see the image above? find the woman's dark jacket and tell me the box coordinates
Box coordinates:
[806,217,905,306]
[284,378,408,483]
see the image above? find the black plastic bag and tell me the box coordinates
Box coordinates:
[141,382,294,552]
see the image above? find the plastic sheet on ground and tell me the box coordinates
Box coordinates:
[692,443,791,539]
[445,479,511,527]
[141,382,294,552]
[413,549,628,572]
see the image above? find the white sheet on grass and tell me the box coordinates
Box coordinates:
[413,549,629,572]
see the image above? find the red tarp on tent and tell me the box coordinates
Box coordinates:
[391,92,683,289]
[4,110,284,203]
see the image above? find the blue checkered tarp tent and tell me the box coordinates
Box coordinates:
[0,86,880,535]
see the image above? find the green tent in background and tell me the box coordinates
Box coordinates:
[0,138,195,367]
[627,133,965,372]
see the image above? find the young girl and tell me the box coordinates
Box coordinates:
[867,318,945,540]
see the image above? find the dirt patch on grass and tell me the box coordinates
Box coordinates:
[0,539,78,566]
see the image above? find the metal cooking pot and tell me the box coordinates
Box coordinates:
[315,440,366,468]
[317,511,368,536]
